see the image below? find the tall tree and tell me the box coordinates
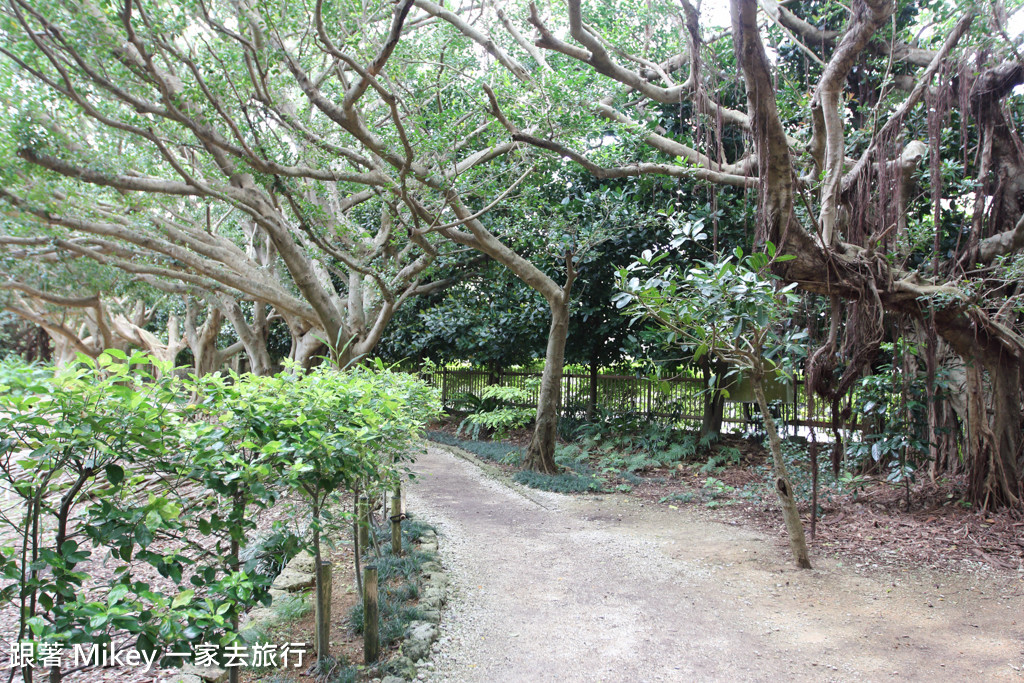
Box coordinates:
[0,0,472,369]
[4,0,1023,498]
[458,0,1024,507]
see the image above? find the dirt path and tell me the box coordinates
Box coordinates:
[406,444,1024,682]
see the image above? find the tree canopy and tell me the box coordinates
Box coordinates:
[1,0,1023,505]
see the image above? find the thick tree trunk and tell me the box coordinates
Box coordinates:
[293,329,325,370]
[699,360,725,442]
[753,378,812,569]
[525,296,570,473]
[187,307,225,376]
[219,298,274,376]
[965,359,1022,509]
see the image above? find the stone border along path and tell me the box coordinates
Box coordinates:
[407,442,1024,682]
[383,528,448,682]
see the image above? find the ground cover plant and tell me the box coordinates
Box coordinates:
[348,520,435,654]
[425,430,524,467]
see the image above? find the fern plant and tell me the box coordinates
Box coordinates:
[457,381,538,439]
[700,446,743,474]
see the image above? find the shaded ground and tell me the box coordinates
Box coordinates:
[429,420,1024,573]
[409,443,1024,682]
[240,540,363,683]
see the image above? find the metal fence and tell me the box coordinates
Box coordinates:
[420,366,836,432]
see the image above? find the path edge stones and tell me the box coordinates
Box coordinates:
[382,525,447,682]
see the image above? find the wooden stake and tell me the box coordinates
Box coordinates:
[391,486,402,556]
[314,560,333,662]
[363,564,379,663]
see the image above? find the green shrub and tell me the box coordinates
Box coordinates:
[457,383,537,439]
[661,436,699,463]
[348,522,436,652]
[700,445,743,473]
[0,357,51,395]
[0,352,441,679]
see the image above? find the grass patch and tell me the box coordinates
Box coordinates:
[349,589,429,649]
[400,517,436,544]
[348,519,438,651]
[330,664,360,683]
[365,515,435,571]
[271,591,312,621]
[239,592,311,647]
[304,654,360,683]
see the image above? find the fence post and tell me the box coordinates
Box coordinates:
[441,368,448,408]
[793,379,800,437]
[363,564,379,663]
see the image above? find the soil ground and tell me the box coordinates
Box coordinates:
[432,420,1024,573]
[409,443,1024,682]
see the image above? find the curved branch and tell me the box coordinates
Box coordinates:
[812,0,894,246]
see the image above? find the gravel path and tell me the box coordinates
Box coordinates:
[407,444,1024,682]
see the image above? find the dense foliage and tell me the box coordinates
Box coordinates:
[0,353,439,680]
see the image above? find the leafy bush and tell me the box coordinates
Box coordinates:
[458,382,536,439]
[0,357,51,395]
[702,477,735,506]
[747,438,836,504]
[239,530,303,581]
[560,405,695,463]
[460,406,533,440]
[0,353,440,679]
[846,338,941,499]
[0,351,190,661]
[662,436,700,463]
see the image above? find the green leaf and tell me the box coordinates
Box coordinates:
[171,590,194,609]
[135,525,153,548]
[105,464,125,486]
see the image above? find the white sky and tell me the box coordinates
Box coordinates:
[701,2,731,29]
[699,2,1024,37]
